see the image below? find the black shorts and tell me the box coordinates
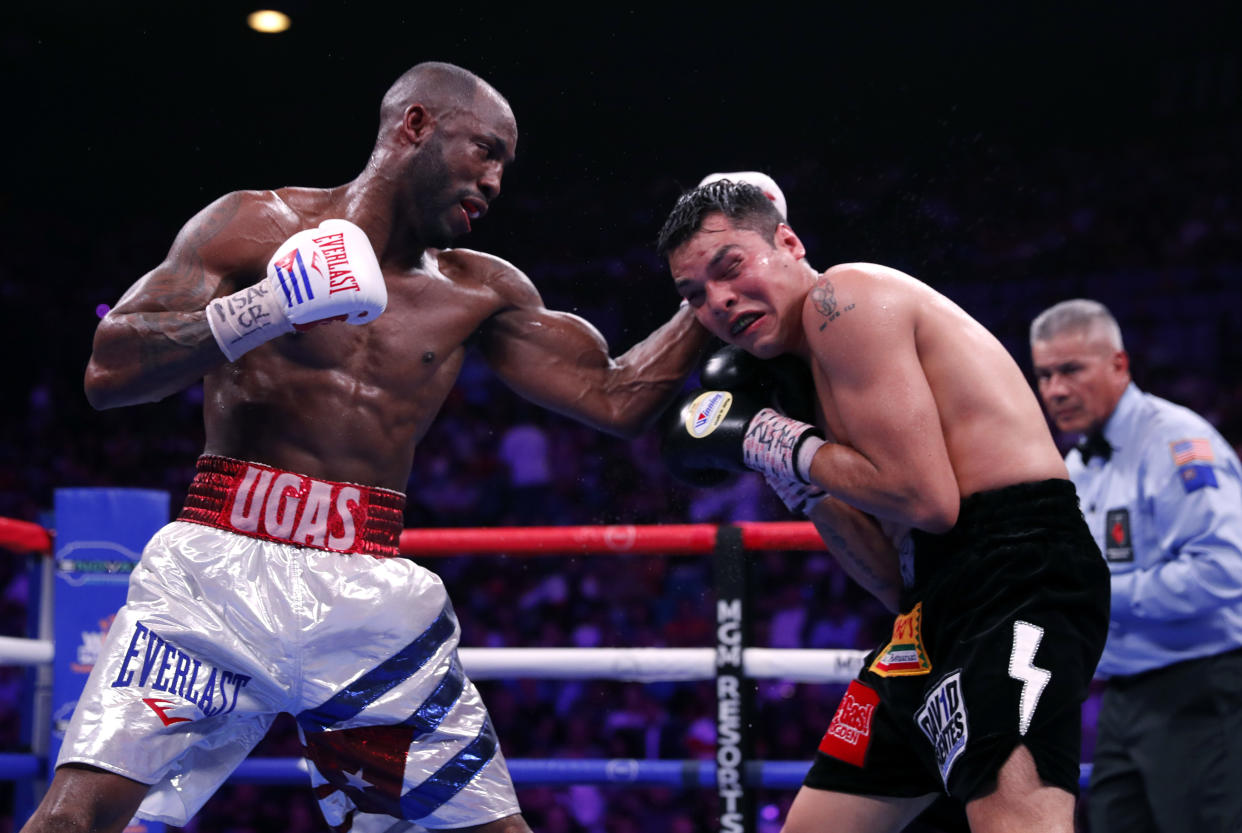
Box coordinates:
[804,479,1109,804]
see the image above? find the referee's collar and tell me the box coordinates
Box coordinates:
[1079,383,1142,462]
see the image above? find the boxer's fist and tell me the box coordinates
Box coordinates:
[661,387,825,487]
[207,219,386,361]
[700,345,817,424]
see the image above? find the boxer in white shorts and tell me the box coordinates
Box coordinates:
[61,456,518,829]
[24,61,709,833]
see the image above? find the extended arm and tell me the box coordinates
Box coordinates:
[478,271,712,437]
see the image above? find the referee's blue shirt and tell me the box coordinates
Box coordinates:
[1067,383,1242,677]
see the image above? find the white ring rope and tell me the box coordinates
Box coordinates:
[0,637,867,684]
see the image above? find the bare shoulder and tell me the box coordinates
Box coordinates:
[174,189,307,271]
[805,262,928,320]
[433,247,542,307]
[802,262,929,369]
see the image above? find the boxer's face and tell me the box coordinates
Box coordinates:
[406,92,517,247]
[670,214,809,359]
[1031,330,1129,435]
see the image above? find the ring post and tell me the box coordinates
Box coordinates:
[714,525,753,833]
[50,488,170,833]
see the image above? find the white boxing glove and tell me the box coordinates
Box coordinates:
[698,171,788,220]
[207,219,386,361]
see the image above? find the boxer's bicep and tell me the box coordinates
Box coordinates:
[113,193,256,315]
[87,194,268,408]
[481,303,621,421]
[803,271,959,530]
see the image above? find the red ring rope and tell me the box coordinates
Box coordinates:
[0,516,823,557]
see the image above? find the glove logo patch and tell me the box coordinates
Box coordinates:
[685,391,733,438]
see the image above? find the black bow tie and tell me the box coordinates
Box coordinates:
[1078,432,1112,463]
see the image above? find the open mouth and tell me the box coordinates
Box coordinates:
[730,313,762,337]
[460,198,487,230]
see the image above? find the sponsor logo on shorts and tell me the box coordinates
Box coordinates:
[916,670,969,788]
[869,602,931,677]
[817,679,880,767]
[1104,508,1133,562]
[228,465,362,551]
[686,391,733,438]
[109,620,251,721]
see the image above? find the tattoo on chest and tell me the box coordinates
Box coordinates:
[811,276,855,331]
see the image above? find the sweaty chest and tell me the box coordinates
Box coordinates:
[276,271,496,387]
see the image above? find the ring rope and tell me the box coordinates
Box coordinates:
[0,518,824,558]
[0,639,865,683]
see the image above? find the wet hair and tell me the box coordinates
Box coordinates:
[656,180,785,258]
[1029,298,1125,351]
[377,62,506,139]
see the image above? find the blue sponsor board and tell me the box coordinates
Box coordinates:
[51,488,169,833]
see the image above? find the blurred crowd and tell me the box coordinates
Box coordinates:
[2,118,1241,832]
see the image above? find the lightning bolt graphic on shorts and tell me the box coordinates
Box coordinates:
[1008,621,1050,736]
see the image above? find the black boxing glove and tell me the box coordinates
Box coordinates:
[661,387,826,487]
[700,345,817,424]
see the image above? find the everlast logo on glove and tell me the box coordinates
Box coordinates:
[314,231,363,295]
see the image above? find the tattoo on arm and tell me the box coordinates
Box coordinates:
[811,275,855,331]
[114,195,247,371]
[820,526,896,596]
[150,194,244,311]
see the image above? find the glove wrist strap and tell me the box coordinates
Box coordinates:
[743,409,826,484]
[206,282,293,362]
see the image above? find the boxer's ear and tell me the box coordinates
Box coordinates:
[775,223,806,261]
[402,104,435,145]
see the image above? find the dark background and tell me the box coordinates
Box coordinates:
[2,4,1241,832]
[4,2,1240,422]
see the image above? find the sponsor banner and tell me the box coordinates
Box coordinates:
[52,488,169,833]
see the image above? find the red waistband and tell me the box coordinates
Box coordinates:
[177,455,405,557]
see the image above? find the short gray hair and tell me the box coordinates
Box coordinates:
[1029,299,1124,351]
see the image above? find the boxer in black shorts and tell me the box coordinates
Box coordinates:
[658,178,1108,832]
[806,480,1108,806]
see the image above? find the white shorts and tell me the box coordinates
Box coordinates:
[58,456,520,830]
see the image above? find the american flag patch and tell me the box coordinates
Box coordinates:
[1170,438,1214,467]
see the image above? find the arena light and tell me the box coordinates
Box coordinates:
[247,9,291,34]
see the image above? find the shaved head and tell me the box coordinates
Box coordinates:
[378,62,509,139]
